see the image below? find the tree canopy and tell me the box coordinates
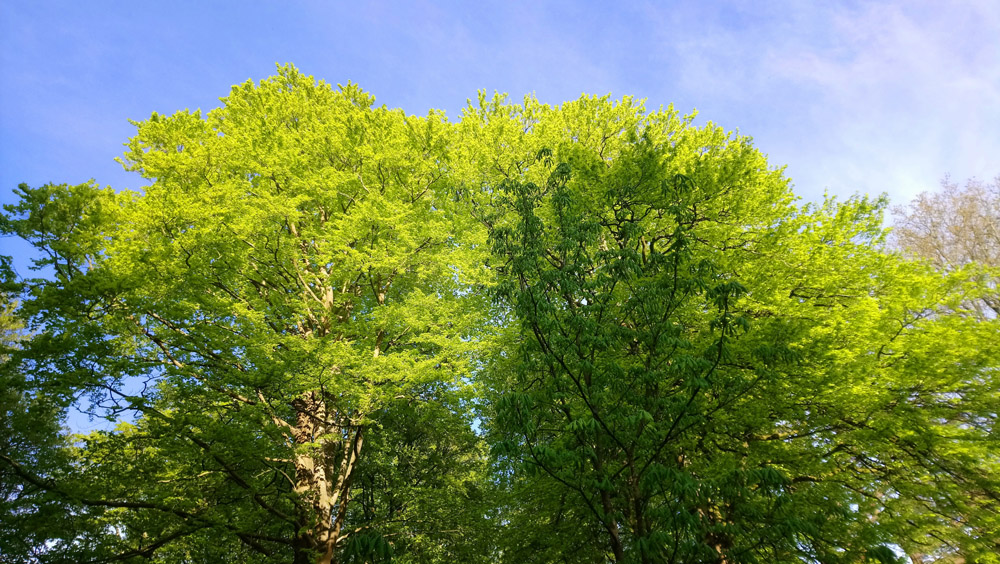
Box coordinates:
[891,175,999,319]
[2,66,997,564]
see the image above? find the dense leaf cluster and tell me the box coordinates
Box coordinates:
[1,66,997,564]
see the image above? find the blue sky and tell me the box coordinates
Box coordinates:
[2,0,998,266]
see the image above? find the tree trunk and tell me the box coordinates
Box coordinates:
[627,457,651,564]
[701,504,731,564]
[601,487,625,564]
[290,391,365,564]
[592,454,624,563]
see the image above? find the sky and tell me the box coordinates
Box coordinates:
[0,1,996,430]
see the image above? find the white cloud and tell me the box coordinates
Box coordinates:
[760,1,1000,203]
[635,0,999,205]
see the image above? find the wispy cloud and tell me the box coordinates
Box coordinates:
[637,0,999,204]
[760,1,998,202]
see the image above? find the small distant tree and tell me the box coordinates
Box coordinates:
[891,175,1000,318]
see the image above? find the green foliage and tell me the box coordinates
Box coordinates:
[2,69,997,564]
[1,65,493,564]
[463,93,999,563]
[0,295,84,562]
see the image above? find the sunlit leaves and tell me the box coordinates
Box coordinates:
[472,94,999,563]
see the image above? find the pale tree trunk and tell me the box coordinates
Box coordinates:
[291,391,365,564]
[699,504,731,564]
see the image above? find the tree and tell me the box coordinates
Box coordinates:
[0,288,91,563]
[1,66,493,564]
[888,179,1000,563]
[891,175,1000,319]
[1,296,45,558]
[3,70,998,564]
[460,94,1000,563]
